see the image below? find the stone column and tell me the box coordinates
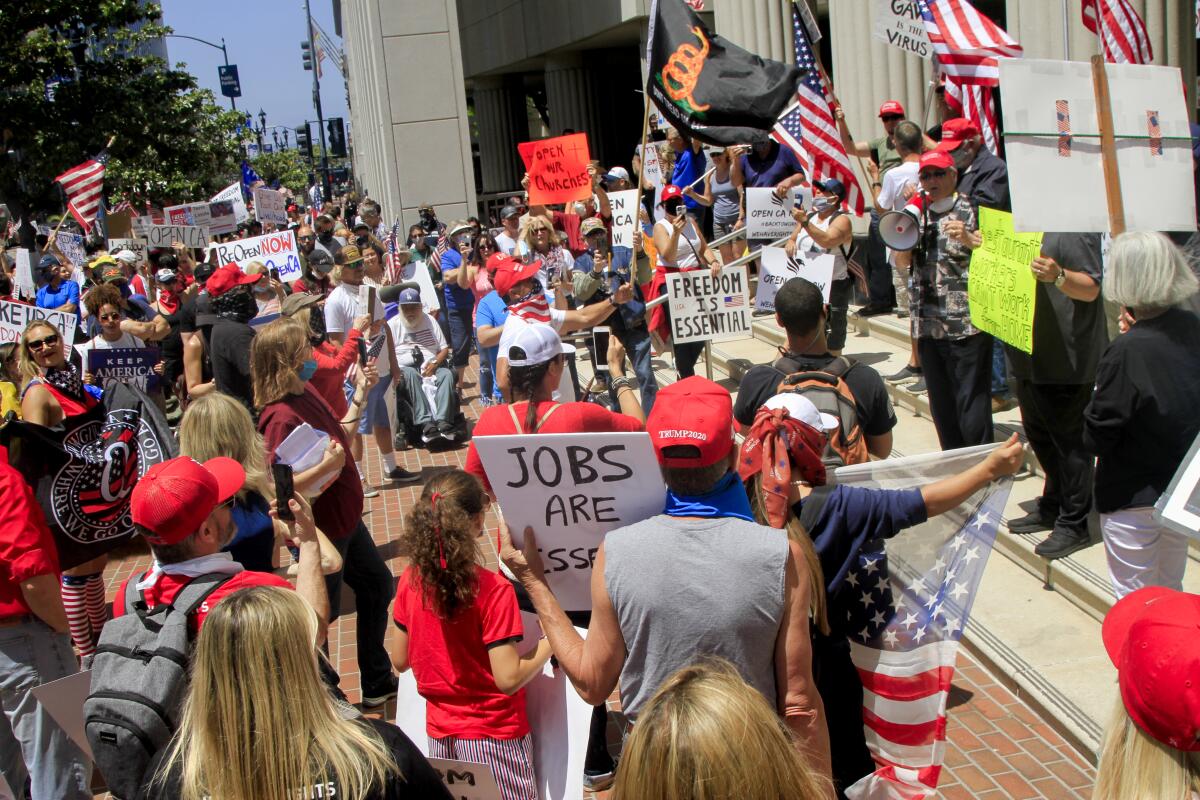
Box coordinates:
[713,0,793,63]
[545,54,601,137]
[473,76,525,193]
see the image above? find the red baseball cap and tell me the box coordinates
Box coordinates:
[205,263,259,298]
[493,256,542,297]
[935,118,980,152]
[1103,587,1200,751]
[878,100,905,118]
[918,151,956,173]
[131,456,246,546]
[485,251,509,274]
[659,185,684,205]
[646,376,734,467]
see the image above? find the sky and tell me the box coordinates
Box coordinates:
[160,0,349,144]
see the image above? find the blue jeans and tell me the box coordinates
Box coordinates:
[991,339,1009,397]
[477,336,495,401]
[613,326,658,414]
[446,305,473,368]
[0,620,91,800]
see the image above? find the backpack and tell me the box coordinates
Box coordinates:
[84,572,233,799]
[773,354,870,468]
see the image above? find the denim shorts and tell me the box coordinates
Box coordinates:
[358,372,392,434]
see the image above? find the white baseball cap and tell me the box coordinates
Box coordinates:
[764,393,839,431]
[112,249,139,265]
[507,324,574,367]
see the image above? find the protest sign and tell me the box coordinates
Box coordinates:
[398,260,441,314]
[164,202,213,232]
[87,347,160,392]
[1154,431,1200,540]
[31,671,92,760]
[873,0,932,58]
[253,186,288,225]
[745,187,804,240]
[638,143,664,188]
[130,215,152,236]
[210,181,250,224]
[12,249,35,301]
[757,246,834,312]
[107,237,148,268]
[517,133,593,206]
[0,299,77,344]
[210,229,302,282]
[425,759,504,800]
[666,264,752,345]
[207,200,238,236]
[105,210,133,241]
[144,224,208,249]
[967,208,1041,354]
[608,190,638,249]
[474,432,663,611]
[55,231,87,268]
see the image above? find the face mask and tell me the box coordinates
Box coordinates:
[930,195,957,214]
[308,307,327,344]
[813,196,836,212]
[297,359,318,383]
[515,279,544,304]
[317,230,333,242]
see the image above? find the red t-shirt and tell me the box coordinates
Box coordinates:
[393,565,529,740]
[465,401,644,495]
[0,461,61,619]
[310,330,362,418]
[258,384,363,541]
[113,569,292,631]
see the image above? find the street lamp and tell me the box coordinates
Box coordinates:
[163,34,237,111]
[258,109,267,133]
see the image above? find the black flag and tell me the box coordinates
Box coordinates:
[646,0,804,145]
[1,382,177,569]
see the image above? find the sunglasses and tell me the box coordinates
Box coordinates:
[298,235,315,242]
[99,313,122,322]
[27,334,60,351]
[919,170,949,180]
[881,114,903,121]
[478,241,496,251]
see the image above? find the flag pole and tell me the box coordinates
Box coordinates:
[1061,0,1071,60]
[634,93,652,216]
[1090,54,1126,235]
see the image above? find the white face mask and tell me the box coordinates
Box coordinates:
[930,194,957,214]
[813,196,837,212]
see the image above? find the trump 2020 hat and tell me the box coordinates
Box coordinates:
[646,376,735,467]
[935,118,980,152]
[131,456,245,546]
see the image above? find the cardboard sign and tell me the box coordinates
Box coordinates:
[518,133,593,206]
[253,186,288,225]
[474,432,664,612]
[874,0,932,58]
[210,230,302,282]
[609,190,638,249]
[210,181,250,224]
[666,264,753,344]
[12,248,35,301]
[757,246,834,312]
[87,347,160,392]
[399,260,442,314]
[144,224,208,249]
[107,237,148,268]
[55,231,87,268]
[207,200,238,236]
[966,208,1041,354]
[426,759,504,800]
[999,58,1196,232]
[30,670,92,760]
[1155,431,1200,540]
[745,187,805,240]
[165,202,213,233]
[0,299,78,344]
[105,210,133,241]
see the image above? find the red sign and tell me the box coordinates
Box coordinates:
[517,133,593,206]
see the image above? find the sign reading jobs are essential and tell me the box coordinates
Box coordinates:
[745,187,809,240]
[666,264,753,345]
[474,432,665,612]
[0,299,77,344]
[757,246,834,313]
[968,207,1041,354]
[874,0,933,58]
[518,133,593,206]
[211,229,302,282]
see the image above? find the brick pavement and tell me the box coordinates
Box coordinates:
[98,359,1097,798]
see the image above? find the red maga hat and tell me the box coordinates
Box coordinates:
[646,376,735,468]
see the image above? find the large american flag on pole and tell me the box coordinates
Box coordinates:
[1082,0,1154,65]
[55,150,109,235]
[831,445,1013,800]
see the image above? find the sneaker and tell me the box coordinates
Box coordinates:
[886,364,922,383]
[384,466,422,484]
[361,482,380,499]
[1034,527,1094,560]
[907,377,926,394]
[1007,507,1056,534]
[583,768,616,793]
[361,675,399,709]
[855,303,895,318]
[421,422,439,443]
[437,422,459,442]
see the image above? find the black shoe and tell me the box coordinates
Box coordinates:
[1007,507,1056,534]
[421,422,439,442]
[361,674,399,709]
[1034,527,1094,560]
[856,303,895,318]
[437,421,458,442]
[887,364,922,383]
[384,466,422,484]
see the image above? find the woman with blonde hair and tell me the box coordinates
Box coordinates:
[611,659,829,800]
[517,216,574,307]
[143,585,452,800]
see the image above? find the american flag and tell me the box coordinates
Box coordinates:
[722,294,745,308]
[428,231,450,272]
[833,446,1012,800]
[311,18,344,75]
[384,220,405,285]
[1082,0,1153,65]
[771,5,864,215]
[110,198,134,217]
[918,0,1022,86]
[55,150,109,235]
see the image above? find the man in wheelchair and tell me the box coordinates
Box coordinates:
[388,288,463,446]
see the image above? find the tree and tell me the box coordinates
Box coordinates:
[250,149,309,197]
[0,1,243,229]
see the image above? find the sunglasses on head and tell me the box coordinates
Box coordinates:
[27,333,60,351]
[919,170,949,180]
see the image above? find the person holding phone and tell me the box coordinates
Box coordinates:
[786,179,854,356]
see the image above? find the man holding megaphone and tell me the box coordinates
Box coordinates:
[892,151,991,452]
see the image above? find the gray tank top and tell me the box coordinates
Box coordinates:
[711,169,740,223]
[604,514,789,717]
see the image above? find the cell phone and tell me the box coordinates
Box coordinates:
[357,337,368,366]
[793,192,805,209]
[272,462,295,521]
[592,326,611,373]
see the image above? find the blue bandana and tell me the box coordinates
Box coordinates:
[663,471,755,522]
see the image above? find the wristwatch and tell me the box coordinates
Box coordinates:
[1053,266,1066,288]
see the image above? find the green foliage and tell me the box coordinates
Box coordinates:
[250,149,309,196]
[0,0,244,217]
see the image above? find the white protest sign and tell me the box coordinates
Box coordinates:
[666,264,753,345]
[30,670,92,760]
[400,260,442,315]
[426,759,504,800]
[13,249,35,301]
[54,231,86,268]
[475,432,663,611]
[210,181,250,224]
[207,200,238,236]
[253,186,288,225]
[211,229,302,282]
[144,225,208,249]
[1155,432,1200,540]
[107,237,148,268]
[0,299,78,345]
[609,190,638,249]
[745,187,803,240]
[130,215,152,236]
[874,0,932,58]
[1000,58,1196,232]
[638,143,664,188]
[164,202,212,232]
[757,247,835,312]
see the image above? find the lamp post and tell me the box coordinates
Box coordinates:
[163,34,237,111]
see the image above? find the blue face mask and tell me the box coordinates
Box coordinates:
[297,359,318,383]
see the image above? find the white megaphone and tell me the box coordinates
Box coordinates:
[878,208,921,251]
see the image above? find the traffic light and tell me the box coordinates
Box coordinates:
[301,41,313,71]
[326,117,347,158]
[295,124,312,159]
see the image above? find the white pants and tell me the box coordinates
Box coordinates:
[1101,506,1189,599]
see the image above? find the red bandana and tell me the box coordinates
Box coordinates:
[738,405,827,528]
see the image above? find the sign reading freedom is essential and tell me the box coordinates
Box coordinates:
[210,229,302,282]
[666,264,752,344]
[517,133,593,206]
[87,348,161,393]
[253,186,288,225]
[474,432,664,612]
[873,0,932,58]
[968,207,1041,354]
[0,299,77,345]
[757,246,834,312]
[609,190,638,248]
[144,225,208,249]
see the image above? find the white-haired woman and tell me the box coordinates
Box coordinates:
[1083,231,1200,597]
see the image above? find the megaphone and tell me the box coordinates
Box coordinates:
[879,209,920,251]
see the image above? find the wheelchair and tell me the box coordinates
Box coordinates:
[392,368,470,451]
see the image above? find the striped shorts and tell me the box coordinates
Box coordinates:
[428,733,538,800]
